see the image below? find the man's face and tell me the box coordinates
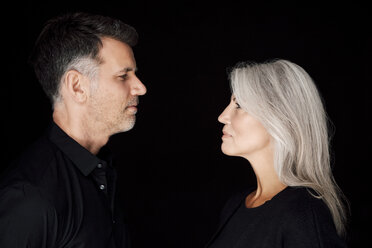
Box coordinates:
[88,37,147,135]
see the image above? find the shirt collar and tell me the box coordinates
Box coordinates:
[48,121,111,176]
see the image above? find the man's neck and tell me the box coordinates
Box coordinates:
[53,111,109,155]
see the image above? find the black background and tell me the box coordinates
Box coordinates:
[1,1,371,247]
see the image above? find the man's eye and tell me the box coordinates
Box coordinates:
[236,102,241,109]
[119,74,128,80]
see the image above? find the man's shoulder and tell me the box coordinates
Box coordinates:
[0,180,58,247]
[0,133,59,190]
[0,181,55,210]
[0,134,63,214]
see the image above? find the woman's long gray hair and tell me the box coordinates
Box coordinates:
[230,59,348,236]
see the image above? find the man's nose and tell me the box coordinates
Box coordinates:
[131,76,147,96]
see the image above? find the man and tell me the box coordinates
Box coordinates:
[0,12,146,247]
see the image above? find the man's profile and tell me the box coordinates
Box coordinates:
[0,12,146,247]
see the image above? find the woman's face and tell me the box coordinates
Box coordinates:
[218,95,272,159]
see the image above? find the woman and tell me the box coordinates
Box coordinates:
[207,59,348,247]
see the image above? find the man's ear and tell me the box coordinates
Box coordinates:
[63,70,88,103]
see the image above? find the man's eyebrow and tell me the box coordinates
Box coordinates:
[118,67,138,73]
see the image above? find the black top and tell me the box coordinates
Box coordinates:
[0,121,130,248]
[206,187,347,248]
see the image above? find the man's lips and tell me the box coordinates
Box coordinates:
[126,98,139,109]
[125,104,138,113]
[126,98,138,108]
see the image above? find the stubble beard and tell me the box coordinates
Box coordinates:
[117,112,136,133]
[117,97,139,133]
[101,108,137,136]
[88,98,138,137]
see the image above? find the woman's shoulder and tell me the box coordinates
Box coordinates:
[275,186,334,225]
[274,187,346,246]
[276,186,327,210]
[218,187,254,218]
[280,186,317,199]
[281,186,325,206]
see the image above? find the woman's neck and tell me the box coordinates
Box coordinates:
[243,145,287,208]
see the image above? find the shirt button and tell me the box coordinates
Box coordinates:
[97,163,102,168]
[99,184,105,190]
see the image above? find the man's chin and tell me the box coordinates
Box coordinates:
[116,119,136,134]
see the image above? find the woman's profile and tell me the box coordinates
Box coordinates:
[206,59,348,247]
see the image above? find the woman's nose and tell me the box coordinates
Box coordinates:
[218,107,230,124]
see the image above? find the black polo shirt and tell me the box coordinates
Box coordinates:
[0,121,130,247]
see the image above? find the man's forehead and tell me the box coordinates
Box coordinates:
[98,38,136,71]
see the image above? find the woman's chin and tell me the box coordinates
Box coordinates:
[221,145,234,156]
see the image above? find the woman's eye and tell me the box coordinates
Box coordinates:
[232,97,241,109]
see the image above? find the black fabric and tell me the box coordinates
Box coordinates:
[206,186,347,248]
[0,121,130,248]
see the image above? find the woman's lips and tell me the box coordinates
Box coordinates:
[222,131,232,139]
